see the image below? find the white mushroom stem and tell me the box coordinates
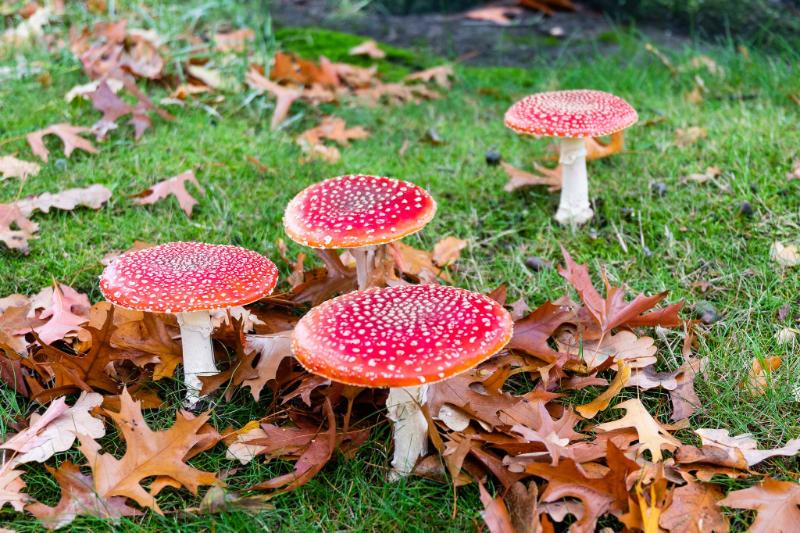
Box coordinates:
[386,385,429,480]
[351,245,377,290]
[176,311,218,408]
[555,137,594,226]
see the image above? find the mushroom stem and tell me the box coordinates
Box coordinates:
[176,311,218,408]
[555,137,593,226]
[386,385,429,480]
[352,245,377,290]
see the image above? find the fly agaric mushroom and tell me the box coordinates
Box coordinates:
[99,242,279,407]
[283,175,436,290]
[505,89,637,225]
[291,284,513,478]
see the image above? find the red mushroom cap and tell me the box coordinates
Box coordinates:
[99,242,279,313]
[504,90,638,138]
[292,284,513,387]
[283,174,437,249]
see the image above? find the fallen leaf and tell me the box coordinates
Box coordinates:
[508,300,575,364]
[187,65,239,92]
[576,362,631,419]
[78,388,219,513]
[771,241,800,267]
[502,162,562,192]
[297,116,370,146]
[189,485,272,514]
[241,331,294,400]
[674,127,707,148]
[26,123,98,162]
[557,329,657,370]
[245,67,301,130]
[0,392,104,465]
[349,39,385,59]
[64,78,123,102]
[15,184,112,217]
[659,480,729,533]
[681,166,721,184]
[668,357,706,421]
[479,482,515,533]
[694,428,800,467]
[225,421,268,465]
[0,155,40,180]
[131,170,204,217]
[0,462,27,512]
[465,6,523,25]
[213,28,255,52]
[0,203,38,253]
[718,477,800,533]
[432,236,467,267]
[24,283,88,344]
[786,159,800,181]
[743,355,781,395]
[27,462,139,529]
[88,80,133,140]
[595,398,681,461]
[405,65,454,88]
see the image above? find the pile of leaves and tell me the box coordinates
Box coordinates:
[2,245,797,531]
[1,4,453,253]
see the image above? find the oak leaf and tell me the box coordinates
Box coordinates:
[23,283,89,344]
[78,388,219,512]
[659,480,729,532]
[479,482,515,533]
[89,80,133,140]
[432,236,467,267]
[27,462,139,529]
[213,28,254,52]
[0,462,27,512]
[693,428,800,467]
[557,329,656,370]
[576,362,631,419]
[718,477,800,533]
[26,123,98,162]
[0,392,104,465]
[558,247,683,335]
[465,6,523,25]
[0,203,38,253]
[405,65,454,88]
[595,398,680,462]
[0,155,40,180]
[245,68,302,130]
[131,170,204,217]
[241,331,294,400]
[348,39,385,59]
[508,300,575,363]
[502,161,562,192]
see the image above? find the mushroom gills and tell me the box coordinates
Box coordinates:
[177,310,218,408]
[555,137,593,226]
[386,384,429,480]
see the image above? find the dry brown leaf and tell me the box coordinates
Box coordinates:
[22,283,88,344]
[241,331,294,400]
[786,159,800,180]
[213,28,254,52]
[0,155,40,180]
[681,166,721,184]
[694,428,800,467]
[245,67,302,130]
[27,461,139,529]
[298,116,370,146]
[0,461,27,512]
[479,482,515,533]
[674,127,707,148]
[0,393,103,465]
[432,236,467,267]
[465,6,523,25]
[186,65,239,92]
[557,330,657,370]
[131,170,204,217]
[718,477,800,533]
[595,398,681,462]
[405,65,454,88]
[388,241,446,283]
[0,203,38,253]
[742,355,781,395]
[576,362,631,419]
[349,39,385,59]
[78,388,219,513]
[15,184,112,217]
[26,123,98,162]
[659,480,729,533]
[771,242,800,267]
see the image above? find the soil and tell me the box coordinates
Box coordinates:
[271,0,691,66]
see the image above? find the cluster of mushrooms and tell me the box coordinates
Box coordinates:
[98,89,636,478]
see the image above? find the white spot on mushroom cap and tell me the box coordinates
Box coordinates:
[504,89,638,138]
[99,241,279,313]
[292,284,514,388]
[283,174,437,249]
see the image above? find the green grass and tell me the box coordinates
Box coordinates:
[2,1,800,531]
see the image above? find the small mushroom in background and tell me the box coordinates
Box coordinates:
[504,89,638,226]
[291,284,513,479]
[283,174,437,290]
[100,242,279,407]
